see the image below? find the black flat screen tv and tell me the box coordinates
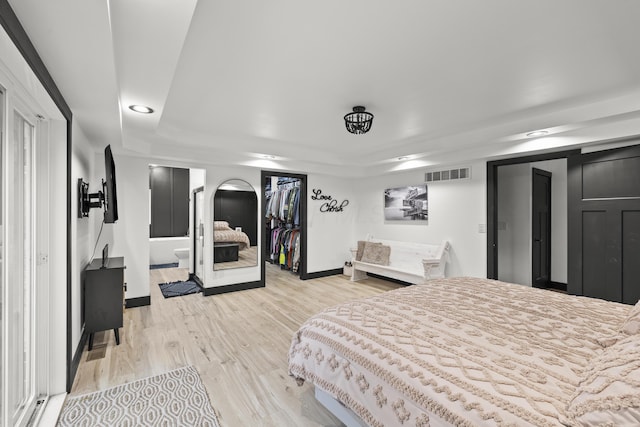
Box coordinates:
[103,145,118,223]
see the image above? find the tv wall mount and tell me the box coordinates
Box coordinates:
[78,178,106,218]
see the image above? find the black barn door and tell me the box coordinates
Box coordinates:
[568,144,640,304]
[532,168,552,288]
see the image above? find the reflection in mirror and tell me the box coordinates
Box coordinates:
[213,179,258,270]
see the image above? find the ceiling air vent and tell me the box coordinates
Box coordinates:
[425,166,471,183]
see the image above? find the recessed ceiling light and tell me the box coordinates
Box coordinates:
[262,155,276,159]
[397,156,410,161]
[526,130,548,138]
[128,104,154,114]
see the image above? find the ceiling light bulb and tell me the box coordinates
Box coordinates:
[526,130,548,138]
[129,105,154,114]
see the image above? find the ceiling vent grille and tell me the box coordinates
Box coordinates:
[425,166,471,183]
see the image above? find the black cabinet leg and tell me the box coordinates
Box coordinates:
[114,328,120,345]
[88,333,94,351]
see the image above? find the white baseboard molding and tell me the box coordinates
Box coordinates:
[37,393,66,427]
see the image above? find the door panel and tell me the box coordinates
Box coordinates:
[582,210,614,301]
[532,168,551,288]
[194,190,204,280]
[622,210,640,304]
[568,144,640,304]
[6,106,38,426]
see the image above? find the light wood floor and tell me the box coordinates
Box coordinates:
[70,264,400,426]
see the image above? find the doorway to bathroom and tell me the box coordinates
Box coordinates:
[148,165,205,298]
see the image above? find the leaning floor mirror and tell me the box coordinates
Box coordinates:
[213,179,259,270]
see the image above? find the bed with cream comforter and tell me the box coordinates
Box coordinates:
[288,277,637,426]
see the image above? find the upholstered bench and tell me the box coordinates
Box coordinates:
[350,239,450,285]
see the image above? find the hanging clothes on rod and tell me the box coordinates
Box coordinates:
[265,176,302,275]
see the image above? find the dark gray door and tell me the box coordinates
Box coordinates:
[532,168,552,288]
[568,144,640,304]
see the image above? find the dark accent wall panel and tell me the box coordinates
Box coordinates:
[150,166,172,237]
[582,156,640,199]
[150,166,189,237]
[172,168,190,236]
[582,211,611,301]
[622,210,640,304]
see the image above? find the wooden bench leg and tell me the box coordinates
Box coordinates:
[351,269,368,282]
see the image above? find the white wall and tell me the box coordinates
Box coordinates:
[306,174,358,272]
[352,161,488,278]
[70,125,96,364]
[48,119,68,394]
[95,154,150,300]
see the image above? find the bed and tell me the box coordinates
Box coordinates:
[213,220,250,250]
[288,277,640,426]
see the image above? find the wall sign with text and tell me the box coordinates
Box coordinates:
[311,189,349,213]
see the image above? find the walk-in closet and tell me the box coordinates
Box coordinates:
[263,172,306,277]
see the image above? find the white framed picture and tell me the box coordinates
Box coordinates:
[383,185,428,222]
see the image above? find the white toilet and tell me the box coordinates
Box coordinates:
[174,248,190,268]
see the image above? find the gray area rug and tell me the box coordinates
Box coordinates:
[57,366,220,426]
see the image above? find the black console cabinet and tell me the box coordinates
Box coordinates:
[84,256,125,350]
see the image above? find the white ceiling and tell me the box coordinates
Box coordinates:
[9,0,640,176]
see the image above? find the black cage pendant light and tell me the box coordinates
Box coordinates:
[344,106,374,134]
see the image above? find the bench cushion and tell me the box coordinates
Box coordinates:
[361,243,391,265]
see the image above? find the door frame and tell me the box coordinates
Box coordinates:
[531,167,552,288]
[0,0,75,395]
[191,186,204,286]
[486,149,578,279]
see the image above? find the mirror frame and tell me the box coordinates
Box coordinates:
[212,179,258,271]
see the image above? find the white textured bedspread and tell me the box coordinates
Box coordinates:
[214,229,250,250]
[288,277,629,427]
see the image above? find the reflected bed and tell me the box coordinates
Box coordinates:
[213,221,250,250]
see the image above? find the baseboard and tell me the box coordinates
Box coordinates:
[302,268,343,280]
[367,272,412,286]
[68,331,88,391]
[548,281,567,292]
[125,296,151,308]
[203,280,264,296]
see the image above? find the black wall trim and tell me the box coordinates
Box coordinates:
[0,0,75,392]
[69,330,88,389]
[486,149,580,279]
[203,281,264,296]
[303,268,344,280]
[548,281,568,292]
[0,1,72,119]
[366,273,413,287]
[125,296,151,308]
[189,273,204,288]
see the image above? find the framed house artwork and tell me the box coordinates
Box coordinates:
[384,185,428,222]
